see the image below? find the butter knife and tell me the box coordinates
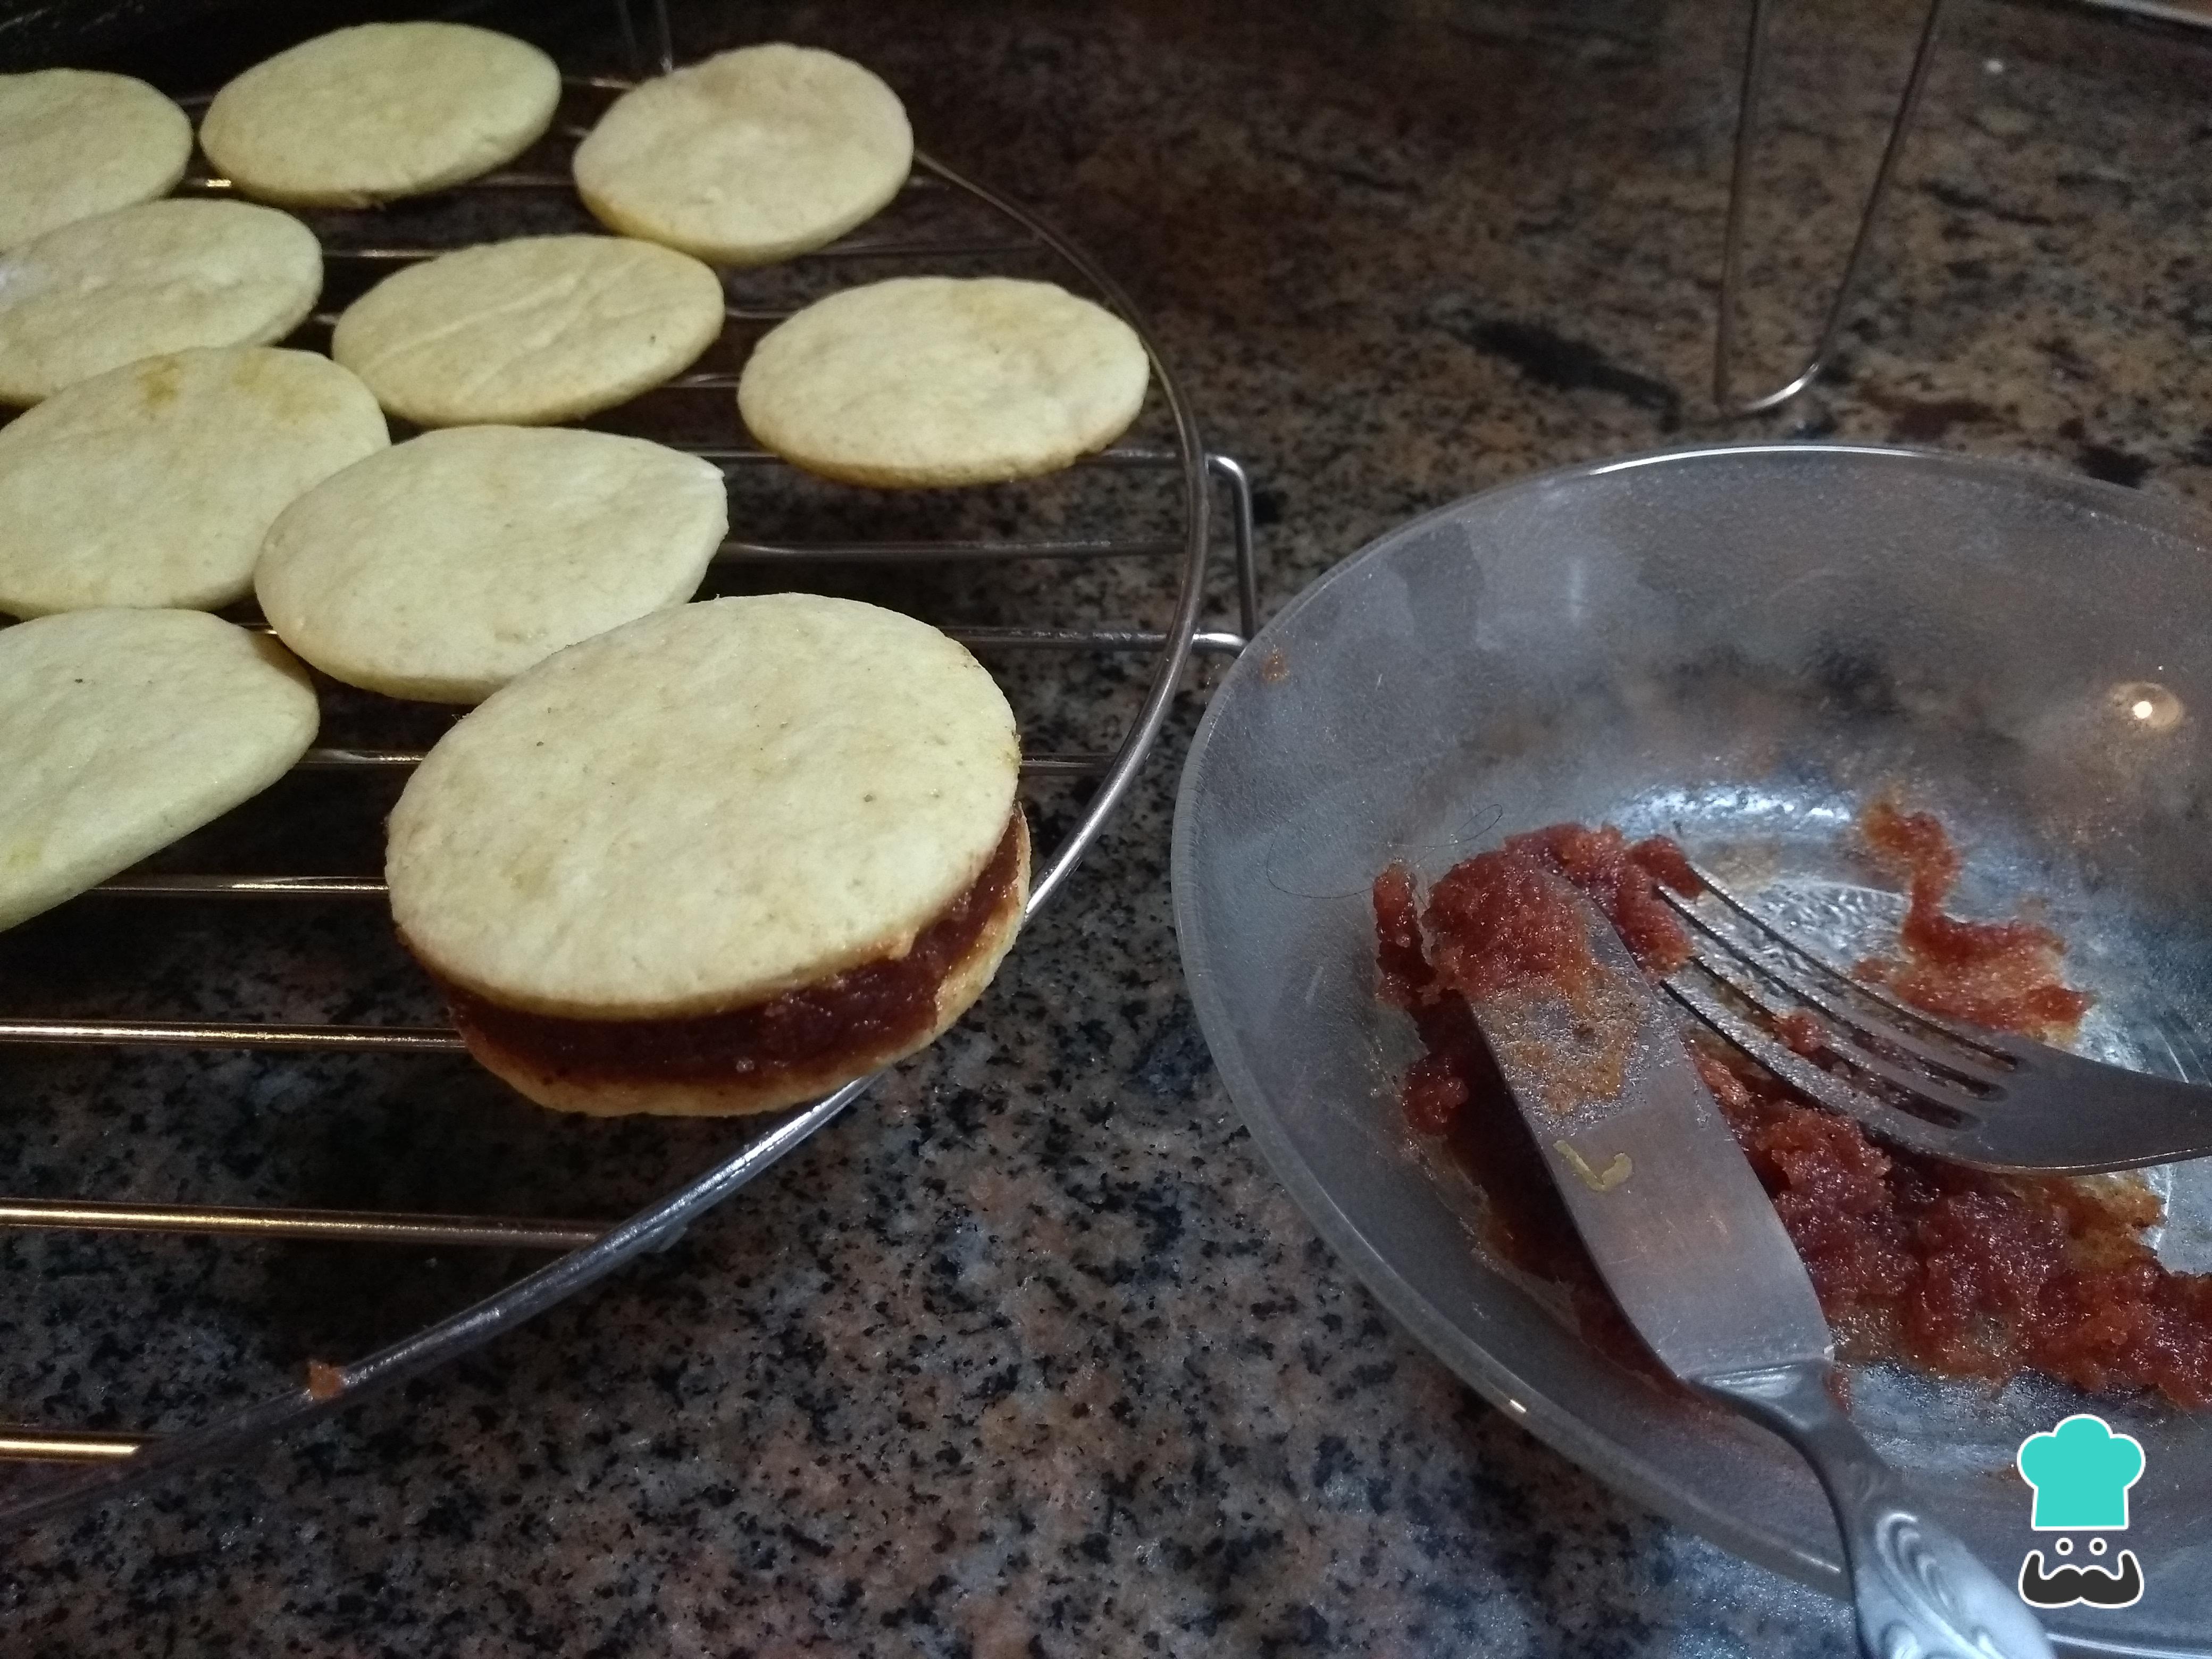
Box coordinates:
[1464,869,2054,1659]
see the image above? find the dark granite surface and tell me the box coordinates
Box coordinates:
[9,0,2212,1651]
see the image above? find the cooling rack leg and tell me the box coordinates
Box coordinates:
[0,1430,142,1464]
[0,1199,608,1250]
[610,0,673,78]
[614,0,642,79]
[1714,0,1947,418]
[1207,452,1261,643]
[650,0,676,74]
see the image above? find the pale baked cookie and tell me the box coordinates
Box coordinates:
[573,44,910,265]
[0,608,319,933]
[200,23,561,210]
[331,234,724,426]
[737,276,1150,487]
[257,426,727,703]
[386,594,1026,1116]
[0,70,192,250]
[0,348,387,618]
[0,199,322,406]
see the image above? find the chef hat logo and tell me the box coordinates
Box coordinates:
[2017,1414,2146,1531]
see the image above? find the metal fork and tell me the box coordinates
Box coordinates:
[1655,867,2212,1174]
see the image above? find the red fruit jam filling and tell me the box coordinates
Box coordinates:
[1377,809,2212,1405]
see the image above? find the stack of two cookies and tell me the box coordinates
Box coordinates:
[389,595,1029,1117]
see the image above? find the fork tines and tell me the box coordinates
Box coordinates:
[1654,867,2016,1161]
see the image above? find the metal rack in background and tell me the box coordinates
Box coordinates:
[1716,0,2209,417]
[1715,0,1947,416]
[0,6,1258,1530]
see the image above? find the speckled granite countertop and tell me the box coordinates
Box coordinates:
[7,0,2212,1651]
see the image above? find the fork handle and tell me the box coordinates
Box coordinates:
[1699,1361,2055,1659]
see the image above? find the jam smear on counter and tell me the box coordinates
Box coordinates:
[1377,808,2212,1406]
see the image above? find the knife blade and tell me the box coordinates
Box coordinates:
[1456,863,2052,1659]
[1460,870,1830,1385]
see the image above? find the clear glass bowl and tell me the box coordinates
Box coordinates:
[1171,442,2212,1657]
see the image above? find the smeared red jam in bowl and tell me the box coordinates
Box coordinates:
[1854,797,2093,1042]
[1377,807,2212,1406]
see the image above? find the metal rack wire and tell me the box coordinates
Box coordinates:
[0,15,1255,1528]
[1719,0,2212,417]
[1715,0,1947,416]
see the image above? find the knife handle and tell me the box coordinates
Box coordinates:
[1700,1362,2054,1659]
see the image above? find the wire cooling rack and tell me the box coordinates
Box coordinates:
[1719,0,2212,417]
[0,7,1255,1529]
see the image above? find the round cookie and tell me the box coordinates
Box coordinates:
[0,70,192,250]
[387,594,1026,1116]
[0,348,388,618]
[737,276,1150,487]
[331,234,724,426]
[573,44,910,266]
[0,608,319,933]
[199,23,562,210]
[0,199,322,406]
[257,426,728,703]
